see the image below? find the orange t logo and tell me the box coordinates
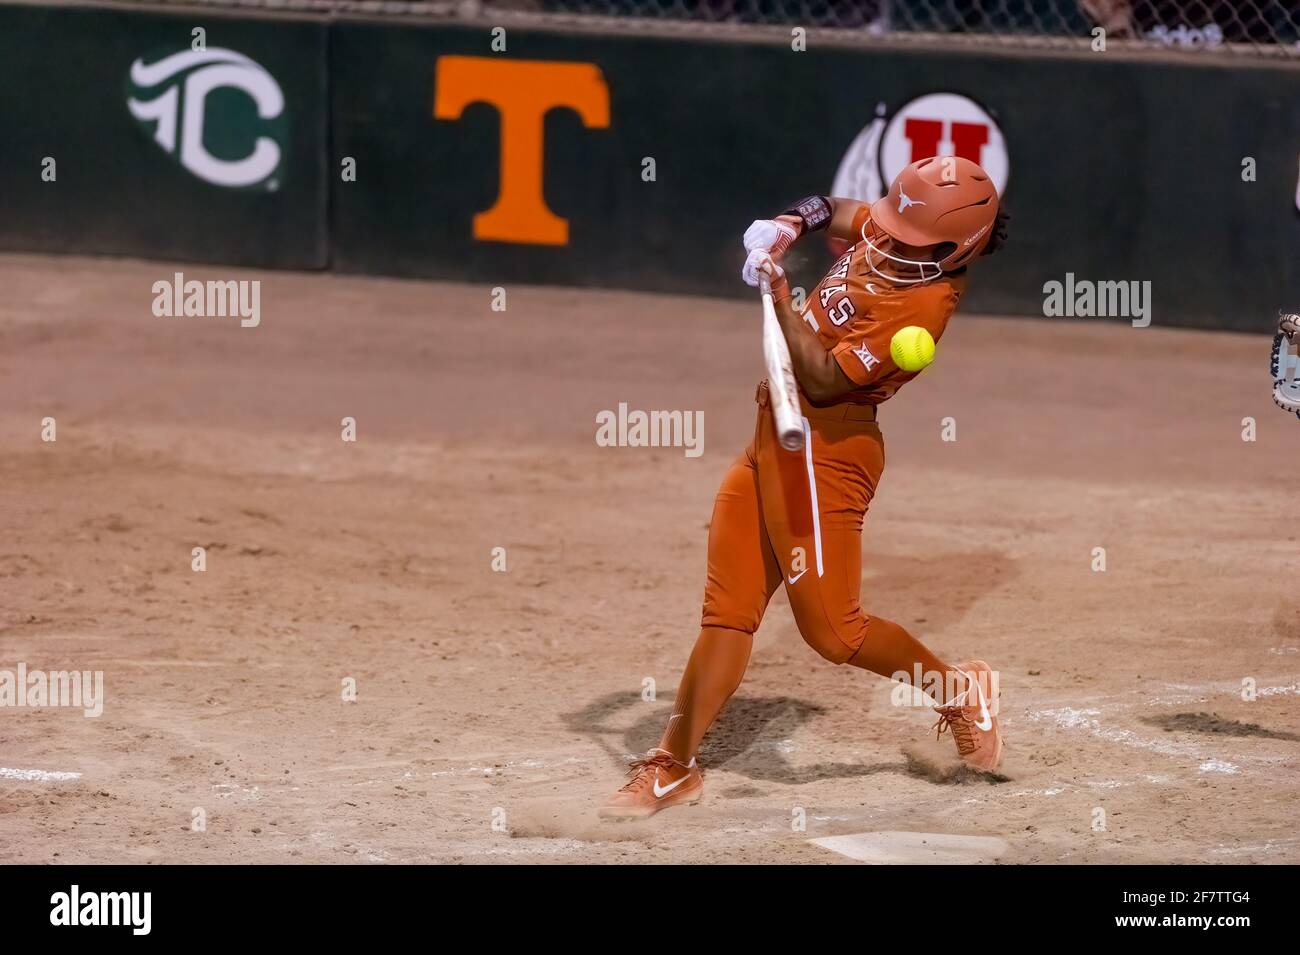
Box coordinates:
[433,56,611,246]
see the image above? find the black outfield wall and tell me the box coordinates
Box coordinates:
[0,3,328,269]
[1,2,1298,330]
[331,20,1300,330]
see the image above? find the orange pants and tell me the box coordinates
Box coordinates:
[657,383,956,762]
[702,382,887,663]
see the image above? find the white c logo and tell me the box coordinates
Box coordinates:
[127,48,284,189]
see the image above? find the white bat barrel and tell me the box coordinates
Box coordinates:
[759,275,805,452]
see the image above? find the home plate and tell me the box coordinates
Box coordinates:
[809,831,1009,864]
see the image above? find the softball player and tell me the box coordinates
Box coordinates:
[603,156,1008,819]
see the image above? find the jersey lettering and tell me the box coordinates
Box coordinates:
[828,297,856,327]
[819,284,847,309]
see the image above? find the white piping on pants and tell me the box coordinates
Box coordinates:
[800,416,824,578]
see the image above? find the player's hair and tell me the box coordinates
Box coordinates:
[980,207,1010,258]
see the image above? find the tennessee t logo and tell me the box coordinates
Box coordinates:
[433,56,610,246]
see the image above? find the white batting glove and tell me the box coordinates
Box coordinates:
[751,250,785,281]
[745,251,789,304]
[743,218,797,254]
[741,219,798,287]
[742,249,773,288]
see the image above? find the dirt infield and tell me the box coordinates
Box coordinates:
[1,253,1296,864]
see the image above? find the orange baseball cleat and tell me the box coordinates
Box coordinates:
[599,749,703,820]
[932,660,1003,772]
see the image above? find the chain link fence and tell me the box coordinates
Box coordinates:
[72,0,1300,54]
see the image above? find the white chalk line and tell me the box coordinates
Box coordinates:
[429,755,590,778]
[1017,675,1300,778]
[468,838,588,857]
[1149,680,1300,705]
[0,767,82,782]
[1209,838,1300,857]
[309,829,388,863]
[1031,706,1238,771]
[1027,706,1300,776]
[211,783,261,801]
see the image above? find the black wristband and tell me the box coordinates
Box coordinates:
[782,195,832,233]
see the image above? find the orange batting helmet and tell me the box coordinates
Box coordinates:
[865,156,1000,281]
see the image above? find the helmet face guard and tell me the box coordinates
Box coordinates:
[859,219,944,285]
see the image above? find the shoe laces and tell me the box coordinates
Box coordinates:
[617,750,682,793]
[933,702,976,756]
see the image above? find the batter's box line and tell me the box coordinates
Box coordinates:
[0,766,82,782]
[1027,707,1299,777]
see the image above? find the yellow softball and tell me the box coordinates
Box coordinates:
[889,325,936,373]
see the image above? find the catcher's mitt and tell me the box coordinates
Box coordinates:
[1272,312,1300,418]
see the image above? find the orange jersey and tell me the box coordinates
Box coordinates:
[800,240,966,405]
